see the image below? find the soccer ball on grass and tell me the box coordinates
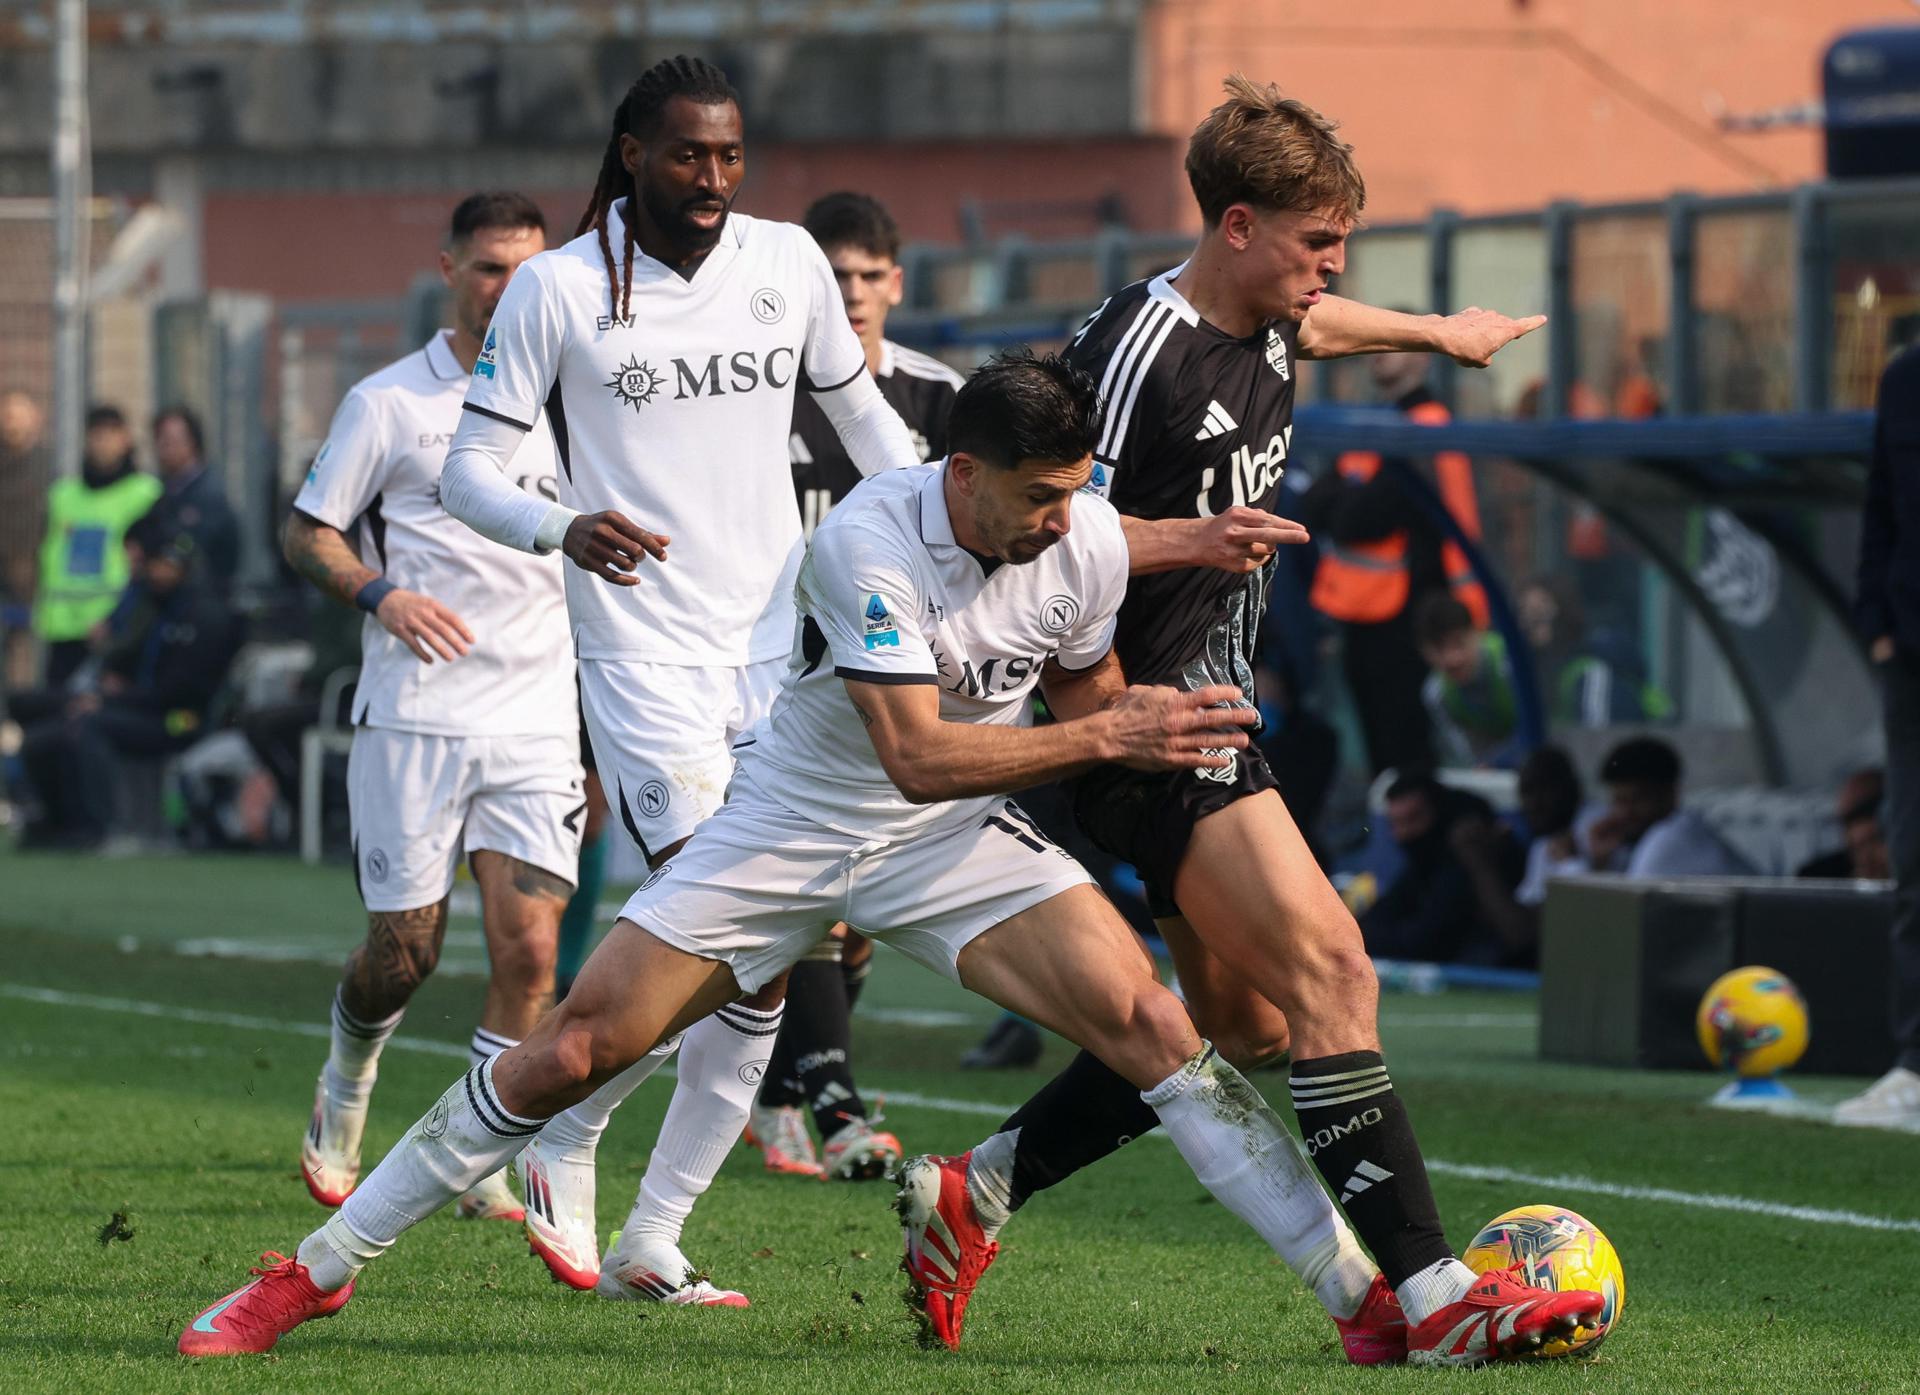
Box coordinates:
[1461,1204,1625,1358]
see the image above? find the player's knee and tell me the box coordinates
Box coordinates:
[1290,937,1377,1015]
[544,1022,601,1093]
[489,923,558,995]
[1211,1018,1292,1071]
[1121,984,1206,1080]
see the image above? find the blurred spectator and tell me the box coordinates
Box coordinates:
[1254,662,1338,867]
[1301,351,1453,776]
[0,389,49,688]
[15,521,238,848]
[1582,736,1752,878]
[1415,593,1522,768]
[140,405,240,590]
[1360,770,1524,965]
[1797,769,1890,881]
[1840,341,1920,1126]
[1448,746,1595,968]
[1517,573,1670,727]
[32,405,161,687]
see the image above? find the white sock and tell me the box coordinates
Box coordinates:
[617,1004,782,1252]
[299,1056,544,1289]
[1396,1257,1478,1326]
[470,1026,517,1069]
[538,1032,683,1160]
[1144,1045,1378,1320]
[324,989,403,1108]
[965,1128,1019,1240]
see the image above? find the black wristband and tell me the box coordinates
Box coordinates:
[354,578,397,614]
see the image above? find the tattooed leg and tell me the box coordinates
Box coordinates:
[470,851,571,1040]
[338,899,451,1023]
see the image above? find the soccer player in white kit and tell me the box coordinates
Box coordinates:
[178,353,1593,1363]
[433,57,924,1304]
[284,192,580,1223]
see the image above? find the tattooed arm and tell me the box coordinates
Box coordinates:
[284,509,474,665]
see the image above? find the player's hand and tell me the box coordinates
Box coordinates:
[1100,683,1257,773]
[375,588,475,664]
[564,511,668,587]
[1435,306,1547,368]
[1584,811,1628,871]
[1192,507,1311,575]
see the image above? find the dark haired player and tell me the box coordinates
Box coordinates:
[427,57,926,1306]
[900,78,1598,1368]
[748,190,961,1182]
[284,191,577,1227]
[178,354,1458,1365]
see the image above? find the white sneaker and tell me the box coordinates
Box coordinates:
[300,1074,366,1208]
[456,1166,525,1222]
[596,1234,749,1307]
[821,1112,903,1182]
[1833,1066,1920,1130]
[518,1133,600,1288]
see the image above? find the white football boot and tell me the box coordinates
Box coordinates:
[300,1074,366,1208]
[517,1133,600,1288]
[1833,1066,1920,1130]
[456,1166,526,1222]
[596,1232,749,1308]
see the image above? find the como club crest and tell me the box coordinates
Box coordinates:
[1264,327,1290,380]
[607,356,663,411]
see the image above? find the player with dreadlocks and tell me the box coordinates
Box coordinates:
[183,59,926,1346]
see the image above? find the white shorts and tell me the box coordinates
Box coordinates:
[620,773,1095,993]
[347,726,585,913]
[579,656,784,859]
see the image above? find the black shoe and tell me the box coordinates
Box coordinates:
[960,1015,1043,1070]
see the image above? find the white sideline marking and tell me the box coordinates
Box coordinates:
[9,981,1916,1236]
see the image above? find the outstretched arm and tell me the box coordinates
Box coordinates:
[1121,506,1309,577]
[1297,295,1546,366]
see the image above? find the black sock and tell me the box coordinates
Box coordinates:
[776,960,867,1137]
[999,1048,1160,1210]
[758,1009,806,1111]
[841,952,871,1011]
[1290,1051,1452,1287]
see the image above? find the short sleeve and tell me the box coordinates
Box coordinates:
[801,519,936,685]
[294,387,390,531]
[799,237,868,395]
[1053,501,1126,671]
[464,257,566,430]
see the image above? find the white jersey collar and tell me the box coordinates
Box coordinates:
[1147,263,1202,326]
[918,459,957,547]
[877,339,897,379]
[424,329,465,382]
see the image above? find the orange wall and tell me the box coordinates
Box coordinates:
[1142,0,1904,226]
[202,136,1183,302]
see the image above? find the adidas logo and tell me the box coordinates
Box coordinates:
[1194,400,1238,441]
[1339,1159,1394,1204]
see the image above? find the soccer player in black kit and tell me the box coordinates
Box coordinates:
[748,192,964,1181]
[899,76,1597,1369]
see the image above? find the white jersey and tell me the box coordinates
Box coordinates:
[295,331,572,737]
[739,461,1128,842]
[464,199,870,667]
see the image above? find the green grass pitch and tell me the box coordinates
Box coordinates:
[2,847,1917,1393]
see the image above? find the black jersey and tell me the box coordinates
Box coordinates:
[1065,270,1299,697]
[790,339,963,538]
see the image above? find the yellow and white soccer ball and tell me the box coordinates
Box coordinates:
[1462,1205,1625,1358]
[1696,966,1809,1078]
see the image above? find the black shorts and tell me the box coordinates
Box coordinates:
[1069,745,1278,918]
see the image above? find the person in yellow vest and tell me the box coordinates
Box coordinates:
[1303,349,1486,775]
[32,405,161,687]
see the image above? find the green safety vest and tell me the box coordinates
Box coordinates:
[33,471,163,642]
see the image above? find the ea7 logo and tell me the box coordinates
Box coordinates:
[597,313,637,331]
[1302,1106,1383,1156]
[1194,427,1291,516]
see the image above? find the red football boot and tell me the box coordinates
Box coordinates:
[1332,1272,1408,1365]
[895,1152,998,1351]
[1406,1263,1605,1366]
[178,1252,354,1357]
